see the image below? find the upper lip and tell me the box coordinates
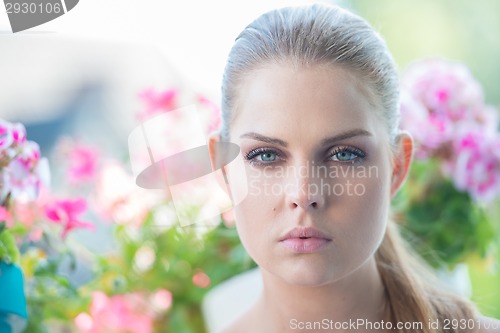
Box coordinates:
[279,227,332,241]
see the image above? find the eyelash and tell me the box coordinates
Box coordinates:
[244,146,366,166]
[327,146,367,163]
[245,148,285,166]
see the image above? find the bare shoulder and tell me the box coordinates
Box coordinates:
[477,315,500,333]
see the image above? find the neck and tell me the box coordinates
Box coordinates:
[255,256,388,332]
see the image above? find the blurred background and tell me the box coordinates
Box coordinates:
[1,0,499,332]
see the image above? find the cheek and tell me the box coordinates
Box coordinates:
[232,187,275,261]
[331,163,391,257]
[230,164,288,267]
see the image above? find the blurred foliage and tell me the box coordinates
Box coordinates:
[349,0,500,106]
[87,213,256,333]
[392,160,496,269]
[17,211,256,333]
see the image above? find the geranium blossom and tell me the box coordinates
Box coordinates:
[93,161,161,226]
[10,186,52,240]
[473,105,499,134]
[67,143,100,184]
[1,141,50,201]
[11,122,27,145]
[0,119,51,243]
[0,121,26,149]
[444,130,500,203]
[45,198,95,239]
[192,270,211,288]
[402,59,484,123]
[137,88,178,121]
[400,59,500,204]
[0,206,12,225]
[74,290,171,333]
[400,58,499,159]
[150,289,173,312]
[0,120,14,151]
[399,90,453,159]
[0,120,50,203]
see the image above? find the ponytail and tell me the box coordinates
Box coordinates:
[376,220,478,333]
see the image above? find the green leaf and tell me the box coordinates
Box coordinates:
[0,229,20,264]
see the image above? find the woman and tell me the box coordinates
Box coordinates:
[208,3,500,333]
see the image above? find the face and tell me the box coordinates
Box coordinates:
[223,63,396,286]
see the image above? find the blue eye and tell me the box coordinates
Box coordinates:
[245,148,282,165]
[260,152,277,162]
[328,147,366,162]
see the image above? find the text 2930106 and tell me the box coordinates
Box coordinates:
[5,2,62,14]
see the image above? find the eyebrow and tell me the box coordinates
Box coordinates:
[240,129,372,147]
[320,128,372,146]
[240,132,288,147]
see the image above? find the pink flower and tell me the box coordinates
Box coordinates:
[11,123,26,145]
[74,291,166,333]
[0,120,27,150]
[3,154,43,201]
[0,120,50,226]
[0,120,14,151]
[16,140,41,169]
[444,131,500,203]
[192,270,211,288]
[67,144,100,184]
[473,105,499,134]
[402,59,484,123]
[150,289,173,312]
[400,59,500,160]
[93,161,161,226]
[11,197,47,241]
[137,88,178,121]
[45,198,95,239]
[400,90,453,159]
[0,205,12,226]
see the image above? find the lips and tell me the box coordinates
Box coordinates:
[279,227,332,253]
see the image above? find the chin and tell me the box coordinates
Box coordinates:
[270,258,341,287]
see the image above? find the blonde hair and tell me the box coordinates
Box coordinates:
[378,220,478,332]
[220,3,479,332]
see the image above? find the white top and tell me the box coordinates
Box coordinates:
[202,268,262,333]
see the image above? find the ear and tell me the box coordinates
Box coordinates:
[207,130,229,184]
[207,130,221,172]
[208,131,222,171]
[390,131,414,198]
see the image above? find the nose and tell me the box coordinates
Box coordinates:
[286,163,325,210]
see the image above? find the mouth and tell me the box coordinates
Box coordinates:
[279,227,332,253]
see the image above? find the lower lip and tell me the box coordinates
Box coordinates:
[279,238,331,253]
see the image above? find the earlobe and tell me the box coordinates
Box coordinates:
[390,131,414,198]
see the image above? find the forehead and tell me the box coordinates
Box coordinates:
[231,63,385,142]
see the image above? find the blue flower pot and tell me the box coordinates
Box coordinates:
[0,262,27,333]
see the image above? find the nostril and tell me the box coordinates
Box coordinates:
[290,201,319,209]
